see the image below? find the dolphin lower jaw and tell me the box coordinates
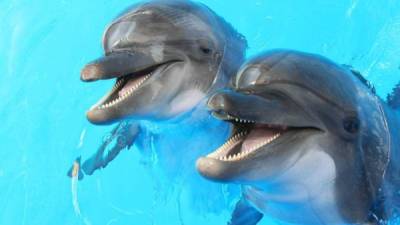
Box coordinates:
[85,62,179,124]
[196,112,290,179]
[205,119,285,162]
[91,73,152,111]
[86,70,154,124]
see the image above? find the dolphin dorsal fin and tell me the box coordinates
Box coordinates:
[387,82,400,109]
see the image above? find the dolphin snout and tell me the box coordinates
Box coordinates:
[81,64,104,82]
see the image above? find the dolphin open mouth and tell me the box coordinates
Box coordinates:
[197,91,322,181]
[89,64,163,111]
[206,112,289,162]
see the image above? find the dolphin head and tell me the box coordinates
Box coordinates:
[197,50,389,194]
[82,0,247,124]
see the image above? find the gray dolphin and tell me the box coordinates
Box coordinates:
[81,0,246,124]
[196,50,400,225]
[70,0,247,177]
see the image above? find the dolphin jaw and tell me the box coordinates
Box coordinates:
[95,73,152,110]
[88,72,153,113]
[86,60,178,119]
[85,60,183,120]
[206,130,282,162]
[204,112,287,162]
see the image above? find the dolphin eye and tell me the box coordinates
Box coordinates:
[200,46,212,54]
[343,117,360,134]
[197,39,214,55]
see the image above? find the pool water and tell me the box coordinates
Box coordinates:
[1,0,400,225]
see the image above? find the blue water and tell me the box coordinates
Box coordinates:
[1,0,400,225]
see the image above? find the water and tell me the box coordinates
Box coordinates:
[1,0,400,225]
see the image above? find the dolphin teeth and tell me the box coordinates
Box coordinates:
[226,114,256,124]
[111,78,124,92]
[97,73,153,109]
[206,130,249,159]
[208,130,283,161]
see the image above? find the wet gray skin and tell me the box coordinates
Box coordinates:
[81,0,246,124]
[69,0,247,179]
[196,50,400,225]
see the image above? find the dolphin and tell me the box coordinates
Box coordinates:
[196,50,400,225]
[81,0,246,124]
[70,1,247,179]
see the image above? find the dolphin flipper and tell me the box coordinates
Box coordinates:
[67,121,140,179]
[82,121,140,175]
[228,198,263,225]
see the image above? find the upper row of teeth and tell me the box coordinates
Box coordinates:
[98,74,151,109]
[226,114,255,123]
[213,133,281,162]
[207,131,248,159]
[112,79,125,91]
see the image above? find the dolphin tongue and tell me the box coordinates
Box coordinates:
[242,125,278,152]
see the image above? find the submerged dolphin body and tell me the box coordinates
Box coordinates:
[69,0,247,188]
[197,50,400,224]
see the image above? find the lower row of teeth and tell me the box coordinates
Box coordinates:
[209,133,281,162]
[207,131,248,159]
[98,74,151,109]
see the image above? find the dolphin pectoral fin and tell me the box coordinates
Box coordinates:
[82,121,140,176]
[99,125,138,169]
[228,198,263,225]
[81,153,105,176]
